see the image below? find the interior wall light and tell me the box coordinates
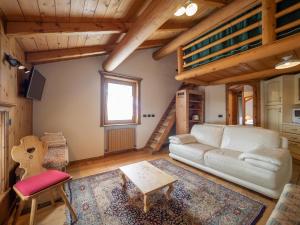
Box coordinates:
[275,55,300,70]
[3,53,27,70]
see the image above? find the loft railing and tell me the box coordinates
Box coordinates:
[177,0,300,74]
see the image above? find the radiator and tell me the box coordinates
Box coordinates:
[106,128,136,153]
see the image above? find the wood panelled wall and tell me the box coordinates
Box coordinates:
[0,19,33,224]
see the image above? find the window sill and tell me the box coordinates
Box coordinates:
[101,122,140,127]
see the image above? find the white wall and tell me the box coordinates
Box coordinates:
[204,85,226,124]
[33,48,180,161]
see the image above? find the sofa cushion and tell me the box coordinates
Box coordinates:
[221,126,281,153]
[169,143,214,164]
[204,149,284,189]
[191,124,224,148]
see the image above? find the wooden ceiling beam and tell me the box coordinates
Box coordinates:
[175,33,300,81]
[102,0,186,72]
[184,78,209,86]
[26,39,171,64]
[200,0,227,8]
[6,21,189,36]
[209,65,300,85]
[152,0,259,60]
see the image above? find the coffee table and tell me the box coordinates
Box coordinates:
[119,161,177,213]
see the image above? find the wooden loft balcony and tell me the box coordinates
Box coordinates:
[154,0,300,85]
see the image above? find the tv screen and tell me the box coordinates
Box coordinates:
[26,68,46,100]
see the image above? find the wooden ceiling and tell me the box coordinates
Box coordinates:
[0,0,227,59]
[3,0,297,85]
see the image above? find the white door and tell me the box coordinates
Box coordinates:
[265,105,282,131]
[264,77,282,105]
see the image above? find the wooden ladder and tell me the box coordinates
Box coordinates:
[146,83,196,153]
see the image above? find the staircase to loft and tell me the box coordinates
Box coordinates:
[146,83,196,153]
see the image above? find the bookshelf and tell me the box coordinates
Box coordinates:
[176,89,205,134]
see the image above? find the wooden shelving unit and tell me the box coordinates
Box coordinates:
[176,89,205,134]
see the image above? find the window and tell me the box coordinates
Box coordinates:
[100,71,141,126]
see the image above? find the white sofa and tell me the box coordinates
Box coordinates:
[169,124,292,199]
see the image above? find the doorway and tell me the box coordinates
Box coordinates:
[226,81,260,126]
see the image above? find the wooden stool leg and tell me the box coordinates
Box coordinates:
[30,198,37,225]
[57,185,78,222]
[12,199,25,225]
[50,190,56,206]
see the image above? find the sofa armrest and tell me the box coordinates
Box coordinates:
[281,137,288,149]
[169,134,197,145]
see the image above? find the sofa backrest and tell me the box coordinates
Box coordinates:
[191,124,224,148]
[221,126,281,152]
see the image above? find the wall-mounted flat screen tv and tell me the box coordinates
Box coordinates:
[26,67,46,100]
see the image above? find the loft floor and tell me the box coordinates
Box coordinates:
[9,149,300,225]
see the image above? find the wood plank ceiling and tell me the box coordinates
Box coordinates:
[0,0,225,54]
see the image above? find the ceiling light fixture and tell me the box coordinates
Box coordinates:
[174,1,198,17]
[275,55,300,70]
[185,2,198,16]
[174,6,186,16]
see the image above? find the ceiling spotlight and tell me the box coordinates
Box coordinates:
[174,1,198,17]
[174,6,186,16]
[275,55,300,70]
[185,2,198,16]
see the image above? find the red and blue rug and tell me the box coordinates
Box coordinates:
[65,159,265,225]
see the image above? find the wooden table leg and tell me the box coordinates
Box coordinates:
[121,173,127,189]
[166,184,174,200]
[143,194,149,213]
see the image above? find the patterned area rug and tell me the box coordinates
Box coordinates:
[65,159,265,225]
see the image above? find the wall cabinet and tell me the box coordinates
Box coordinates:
[176,89,205,134]
[263,75,294,131]
[265,105,282,131]
[263,75,300,160]
[264,77,282,105]
[294,74,300,104]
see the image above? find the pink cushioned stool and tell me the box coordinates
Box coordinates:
[11,136,77,225]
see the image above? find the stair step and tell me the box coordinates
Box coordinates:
[153,136,161,141]
[150,143,157,149]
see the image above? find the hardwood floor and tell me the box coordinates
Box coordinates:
[10,149,300,225]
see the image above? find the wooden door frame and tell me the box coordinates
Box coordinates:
[226,81,261,126]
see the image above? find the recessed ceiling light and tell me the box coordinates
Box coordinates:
[275,56,300,69]
[174,6,186,16]
[185,2,198,16]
